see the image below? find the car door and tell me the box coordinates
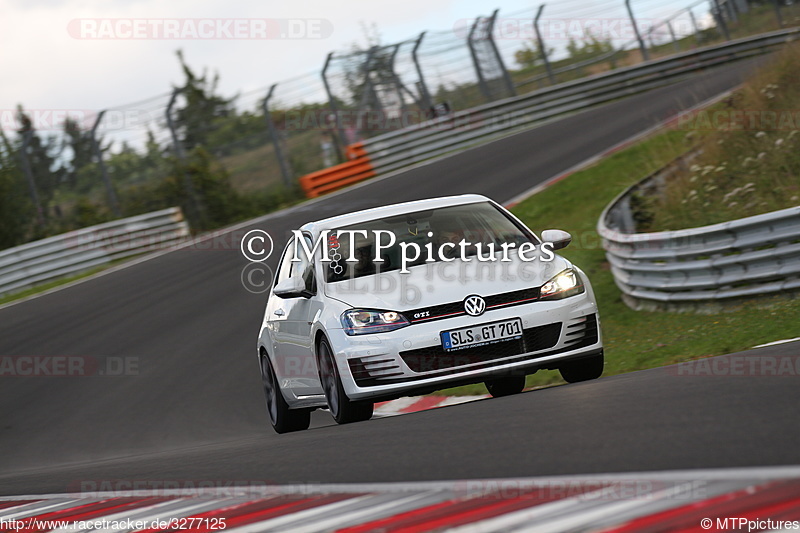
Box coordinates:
[270,236,323,398]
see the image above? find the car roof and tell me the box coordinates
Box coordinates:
[299,194,493,235]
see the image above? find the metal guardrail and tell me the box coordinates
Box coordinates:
[0,207,190,297]
[358,28,799,178]
[597,158,800,309]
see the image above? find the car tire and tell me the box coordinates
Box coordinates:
[318,339,373,424]
[485,375,526,397]
[559,351,604,383]
[261,353,311,434]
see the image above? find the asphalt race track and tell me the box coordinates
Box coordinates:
[2,56,797,495]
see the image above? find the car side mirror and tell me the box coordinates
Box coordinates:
[541,229,572,251]
[274,276,312,299]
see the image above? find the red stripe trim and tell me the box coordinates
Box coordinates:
[488,297,537,308]
[0,500,41,510]
[137,494,357,533]
[17,498,168,532]
[339,489,591,533]
[602,480,800,533]
[399,396,445,413]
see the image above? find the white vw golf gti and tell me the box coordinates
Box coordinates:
[257,194,603,433]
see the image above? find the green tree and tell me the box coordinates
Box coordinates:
[15,106,65,214]
[62,116,102,193]
[0,132,32,249]
[566,34,615,62]
[515,39,554,69]
[173,50,236,150]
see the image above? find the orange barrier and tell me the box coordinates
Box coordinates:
[299,142,375,198]
[345,141,369,160]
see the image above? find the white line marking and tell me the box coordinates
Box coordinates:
[753,337,800,349]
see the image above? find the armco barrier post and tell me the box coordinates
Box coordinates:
[90,111,121,217]
[534,5,556,85]
[263,84,293,187]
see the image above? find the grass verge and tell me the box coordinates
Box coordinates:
[435,124,800,396]
[0,258,134,307]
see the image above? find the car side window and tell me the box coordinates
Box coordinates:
[274,238,296,287]
[292,235,316,294]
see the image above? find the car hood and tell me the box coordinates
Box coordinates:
[323,254,571,311]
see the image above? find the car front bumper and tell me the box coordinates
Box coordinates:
[326,292,603,401]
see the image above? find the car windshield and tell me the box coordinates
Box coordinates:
[324,201,537,282]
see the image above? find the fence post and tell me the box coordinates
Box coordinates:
[18,130,45,226]
[487,9,516,97]
[467,16,491,101]
[263,85,292,187]
[534,4,556,85]
[412,32,433,112]
[321,52,346,161]
[356,46,383,123]
[689,10,702,43]
[165,87,204,226]
[667,20,679,53]
[90,111,121,217]
[711,0,731,40]
[726,0,738,23]
[772,0,784,27]
[625,0,650,62]
[388,43,409,116]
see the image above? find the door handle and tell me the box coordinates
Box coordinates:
[274,309,285,316]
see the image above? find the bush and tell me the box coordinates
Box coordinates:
[642,43,800,231]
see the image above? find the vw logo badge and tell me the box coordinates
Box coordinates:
[464,295,486,317]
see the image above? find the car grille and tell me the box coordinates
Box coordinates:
[348,314,600,387]
[564,313,599,348]
[399,322,562,373]
[406,287,540,324]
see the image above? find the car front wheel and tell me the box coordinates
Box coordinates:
[261,353,311,434]
[317,339,373,424]
[559,351,604,383]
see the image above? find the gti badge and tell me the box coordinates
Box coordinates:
[463,295,486,317]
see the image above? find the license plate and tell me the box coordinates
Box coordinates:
[441,318,523,352]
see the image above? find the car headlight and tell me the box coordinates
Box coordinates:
[341,309,411,335]
[540,268,585,300]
